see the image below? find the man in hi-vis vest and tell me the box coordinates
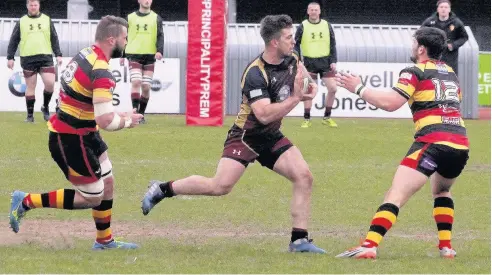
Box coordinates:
[7,0,63,123]
[294,2,338,128]
[121,0,164,124]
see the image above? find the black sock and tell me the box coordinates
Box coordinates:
[131,93,140,110]
[291,228,308,242]
[43,90,53,108]
[26,96,35,117]
[159,181,176,198]
[324,107,332,118]
[304,108,311,119]
[139,97,149,115]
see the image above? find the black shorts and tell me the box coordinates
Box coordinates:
[49,131,108,185]
[127,54,156,72]
[400,142,469,178]
[303,56,335,79]
[221,128,293,169]
[20,58,55,77]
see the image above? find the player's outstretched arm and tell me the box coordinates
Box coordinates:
[336,71,409,112]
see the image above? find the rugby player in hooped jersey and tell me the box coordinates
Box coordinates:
[336,26,468,259]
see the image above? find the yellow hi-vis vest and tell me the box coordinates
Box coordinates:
[300,19,331,58]
[19,14,52,57]
[126,11,158,54]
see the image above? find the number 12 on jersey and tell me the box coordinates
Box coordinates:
[432,78,460,102]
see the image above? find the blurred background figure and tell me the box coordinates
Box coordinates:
[422,0,468,75]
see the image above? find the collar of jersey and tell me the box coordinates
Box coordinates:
[91,45,109,62]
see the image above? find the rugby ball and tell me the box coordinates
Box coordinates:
[302,78,309,93]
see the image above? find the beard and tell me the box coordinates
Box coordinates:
[410,50,418,63]
[279,49,293,59]
[111,44,125,58]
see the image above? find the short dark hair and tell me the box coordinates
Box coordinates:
[259,15,293,44]
[308,2,321,7]
[436,0,451,6]
[26,0,40,3]
[414,27,447,59]
[95,15,128,42]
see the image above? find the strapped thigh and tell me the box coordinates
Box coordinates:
[100,158,113,180]
[129,61,143,83]
[74,179,104,198]
[142,75,153,87]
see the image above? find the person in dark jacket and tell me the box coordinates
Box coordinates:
[422,0,468,75]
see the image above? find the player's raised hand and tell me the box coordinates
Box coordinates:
[293,64,307,100]
[336,71,362,94]
[302,81,317,101]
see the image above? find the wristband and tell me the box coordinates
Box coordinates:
[355,84,367,97]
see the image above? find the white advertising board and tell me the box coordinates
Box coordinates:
[287,62,414,118]
[0,57,180,113]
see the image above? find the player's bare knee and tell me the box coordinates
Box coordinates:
[42,78,55,90]
[211,178,234,196]
[26,80,36,89]
[294,167,313,189]
[43,81,55,91]
[433,184,451,196]
[215,185,233,196]
[131,79,142,89]
[84,194,103,207]
[141,84,151,96]
[327,85,337,94]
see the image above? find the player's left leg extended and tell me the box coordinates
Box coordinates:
[91,151,138,250]
[40,65,56,121]
[266,141,325,254]
[337,143,437,259]
[142,157,247,216]
[139,64,155,124]
[321,74,338,127]
[9,132,107,234]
